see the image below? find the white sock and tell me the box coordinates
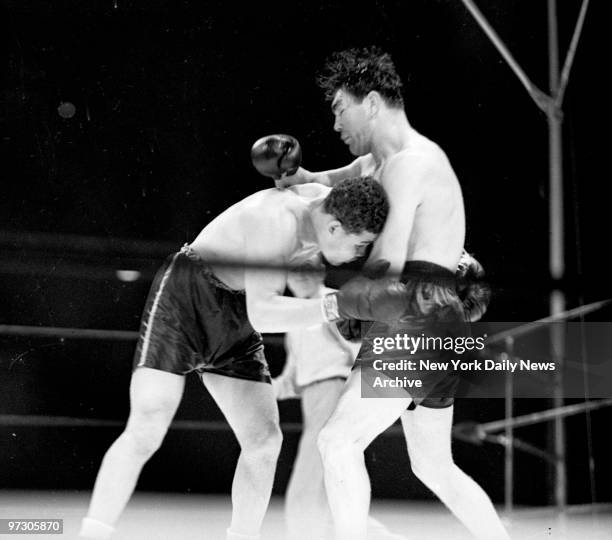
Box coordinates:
[226,528,261,540]
[78,517,115,539]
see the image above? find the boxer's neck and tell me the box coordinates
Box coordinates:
[370,108,412,165]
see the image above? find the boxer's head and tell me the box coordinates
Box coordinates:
[316,176,388,266]
[318,47,404,156]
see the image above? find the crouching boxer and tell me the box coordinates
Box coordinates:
[78,175,389,540]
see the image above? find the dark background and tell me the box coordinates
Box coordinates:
[1,0,610,505]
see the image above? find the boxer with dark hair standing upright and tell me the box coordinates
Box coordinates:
[279,47,508,540]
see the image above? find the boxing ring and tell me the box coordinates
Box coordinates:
[1,1,608,539]
[1,491,611,539]
[1,313,611,539]
[2,263,611,539]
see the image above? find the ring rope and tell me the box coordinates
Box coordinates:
[2,298,608,345]
[485,298,611,345]
[0,325,139,341]
[472,397,612,434]
[0,414,302,434]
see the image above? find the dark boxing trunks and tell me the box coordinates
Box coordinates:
[133,245,270,383]
[355,261,468,409]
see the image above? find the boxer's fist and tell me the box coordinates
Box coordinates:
[251,134,302,180]
[322,266,409,324]
[336,318,363,341]
[337,277,409,323]
[274,167,313,189]
[321,260,407,324]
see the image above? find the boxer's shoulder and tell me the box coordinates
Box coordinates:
[288,182,331,200]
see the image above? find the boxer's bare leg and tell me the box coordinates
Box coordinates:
[201,372,282,538]
[80,368,185,538]
[317,367,411,540]
[401,406,510,540]
[285,378,345,539]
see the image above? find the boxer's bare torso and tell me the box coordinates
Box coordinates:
[358,128,465,273]
[190,184,328,291]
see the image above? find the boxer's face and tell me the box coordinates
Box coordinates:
[331,89,370,156]
[321,222,375,265]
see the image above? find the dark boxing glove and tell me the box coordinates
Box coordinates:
[323,278,410,324]
[322,261,409,324]
[336,318,363,341]
[251,134,302,180]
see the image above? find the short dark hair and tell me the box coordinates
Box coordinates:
[324,176,388,234]
[317,46,404,108]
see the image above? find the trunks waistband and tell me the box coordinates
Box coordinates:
[179,244,245,294]
[400,260,456,286]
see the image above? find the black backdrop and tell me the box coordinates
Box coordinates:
[1,0,610,505]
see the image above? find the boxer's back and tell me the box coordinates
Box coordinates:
[190,184,330,289]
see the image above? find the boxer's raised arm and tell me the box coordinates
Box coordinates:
[276,155,369,188]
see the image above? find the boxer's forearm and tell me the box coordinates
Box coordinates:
[308,167,355,187]
[280,159,361,188]
[247,296,325,333]
[289,167,332,187]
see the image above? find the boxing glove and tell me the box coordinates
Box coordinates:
[323,275,410,324]
[323,259,391,324]
[335,318,363,341]
[251,134,302,180]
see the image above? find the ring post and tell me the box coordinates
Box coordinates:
[503,337,515,514]
[547,0,567,510]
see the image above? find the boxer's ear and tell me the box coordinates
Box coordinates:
[365,91,382,118]
[328,220,343,235]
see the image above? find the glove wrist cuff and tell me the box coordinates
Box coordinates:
[322,293,341,322]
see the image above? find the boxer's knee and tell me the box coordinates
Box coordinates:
[123,404,174,457]
[410,452,456,493]
[123,369,183,457]
[317,425,358,471]
[239,421,283,465]
[122,422,166,457]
